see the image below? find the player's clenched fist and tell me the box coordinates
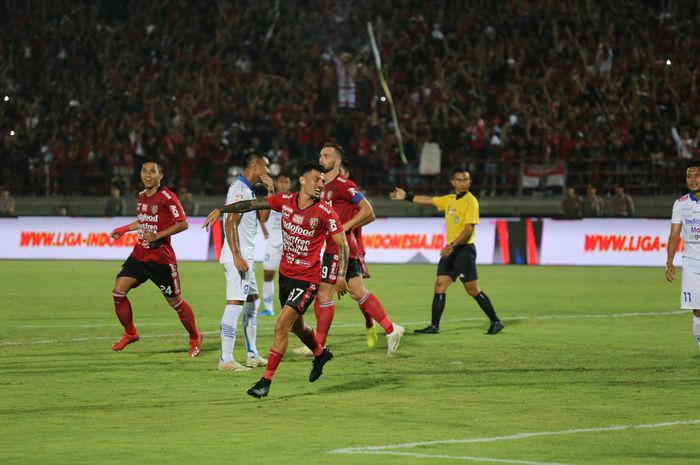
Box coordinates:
[111,224,131,240]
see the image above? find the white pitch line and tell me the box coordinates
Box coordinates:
[2,310,686,347]
[339,450,571,465]
[329,419,700,456]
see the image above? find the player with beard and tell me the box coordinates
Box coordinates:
[300,143,404,357]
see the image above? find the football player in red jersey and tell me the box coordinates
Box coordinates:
[313,143,404,356]
[203,163,348,398]
[110,161,203,357]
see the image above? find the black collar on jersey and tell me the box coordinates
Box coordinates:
[456,192,467,200]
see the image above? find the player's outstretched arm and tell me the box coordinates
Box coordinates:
[390,187,434,206]
[202,198,271,231]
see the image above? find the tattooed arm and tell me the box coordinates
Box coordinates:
[202,198,271,231]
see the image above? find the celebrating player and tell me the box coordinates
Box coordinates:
[217,151,273,372]
[666,160,700,351]
[258,173,293,316]
[203,163,348,399]
[390,167,504,335]
[110,161,202,357]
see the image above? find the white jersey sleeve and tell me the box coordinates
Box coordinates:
[672,195,700,271]
[219,179,258,263]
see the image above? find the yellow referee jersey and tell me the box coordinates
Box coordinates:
[432,192,479,244]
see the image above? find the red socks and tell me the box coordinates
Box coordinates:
[358,291,394,334]
[263,349,284,380]
[171,299,200,339]
[112,290,136,335]
[314,299,335,346]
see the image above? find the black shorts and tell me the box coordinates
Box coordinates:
[117,256,182,297]
[320,253,363,284]
[437,243,478,283]
[278,274,318,314]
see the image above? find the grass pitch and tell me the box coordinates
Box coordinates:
[1,260,699,465]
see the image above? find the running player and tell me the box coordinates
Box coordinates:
[110,161,202,357]
[217,151,273,372]
[666,160,700,351]
[259,173,293,317]
[203,163,348,399]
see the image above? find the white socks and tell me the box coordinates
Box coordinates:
[263,280,275,311]
[694,316,700,349]
[242,299,260,357]
[220,304,243,363]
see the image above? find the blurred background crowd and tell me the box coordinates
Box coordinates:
[1,0,699,200]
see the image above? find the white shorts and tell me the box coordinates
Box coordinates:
[223,260,258,301]
[680,269,700,309]
[263,243,282,271]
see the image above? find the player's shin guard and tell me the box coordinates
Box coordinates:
[242,300,259,356]
[432,293,446,328]
[694,316,700,349]
[221,304,242,362]
[171,299,200,339]
[473,291,499,322]
[315,300,335,346]
[262,281,275,310]
[112,290,136,335]
[358,291,394,334]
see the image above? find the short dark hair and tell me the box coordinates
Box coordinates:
[687,160,700,171]
[275,172,291,180]
[243,151,266,169]
[299,163,326,176]
[142,160,162,172]
[322,142,345,160]
[451,167,467,177]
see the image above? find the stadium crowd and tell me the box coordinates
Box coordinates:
[1,0,699,198]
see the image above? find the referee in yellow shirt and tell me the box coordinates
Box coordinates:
[390,167,504,335]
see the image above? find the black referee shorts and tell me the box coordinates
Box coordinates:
[436,243,478,283]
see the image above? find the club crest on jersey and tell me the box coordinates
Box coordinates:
[151,205,158,214]
[292,214,304,225]
[309,217,319,229]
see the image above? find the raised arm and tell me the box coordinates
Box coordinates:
[390,187,434,206]
[202,197,270,231]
